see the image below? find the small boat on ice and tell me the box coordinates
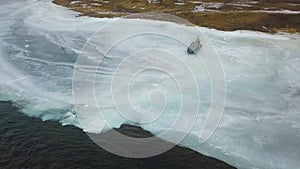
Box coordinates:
[187,36,202,54]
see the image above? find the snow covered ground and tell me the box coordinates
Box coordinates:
[0,0,300,168]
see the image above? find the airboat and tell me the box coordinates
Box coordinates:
[187,36,202,54]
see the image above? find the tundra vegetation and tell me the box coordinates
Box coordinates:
[53,0,300,33]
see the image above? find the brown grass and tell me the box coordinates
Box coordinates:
[53,0,300,33]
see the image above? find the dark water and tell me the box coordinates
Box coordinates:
[0,101,235,169]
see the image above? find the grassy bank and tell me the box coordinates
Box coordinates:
[53,0,300,33]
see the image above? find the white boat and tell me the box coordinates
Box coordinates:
[187,36,202,54]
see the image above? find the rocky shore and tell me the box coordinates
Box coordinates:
[53,0,300,33]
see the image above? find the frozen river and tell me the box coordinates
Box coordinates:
[0,0,300,168]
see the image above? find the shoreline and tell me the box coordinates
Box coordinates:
[53,0,300,33]
[0,101,236,168]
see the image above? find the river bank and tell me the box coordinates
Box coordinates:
[53,0,300,33]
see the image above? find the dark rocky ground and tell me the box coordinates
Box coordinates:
[0,101,235,169]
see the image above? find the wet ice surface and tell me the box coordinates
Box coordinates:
[0,0,300,168]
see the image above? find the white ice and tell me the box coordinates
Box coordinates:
[0,0,300,169]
